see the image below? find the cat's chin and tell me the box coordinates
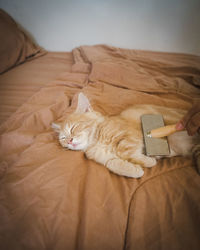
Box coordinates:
[67,143,87,151]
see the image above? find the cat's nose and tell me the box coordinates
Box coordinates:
[67,138,73,144]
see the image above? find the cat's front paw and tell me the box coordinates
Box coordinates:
[130,165,144,178]
[106,159,144,178]
[144,157,157,168]
[118,161,144,178]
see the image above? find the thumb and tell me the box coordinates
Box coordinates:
[175,121,185,131]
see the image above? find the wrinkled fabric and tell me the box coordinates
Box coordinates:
[0,51,73,124]
[0,45,200,250]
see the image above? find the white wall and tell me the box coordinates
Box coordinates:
[1,0,200,55]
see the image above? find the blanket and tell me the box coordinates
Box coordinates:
[0,45,200,250]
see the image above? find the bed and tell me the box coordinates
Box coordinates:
[0,9,200,250]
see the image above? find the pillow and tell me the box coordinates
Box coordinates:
[0,9,46,74]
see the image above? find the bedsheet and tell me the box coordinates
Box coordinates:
[0,51,73,124]
[0,45,200,250]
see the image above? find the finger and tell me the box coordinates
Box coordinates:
[175,121,185,131]
[186,112,200,136]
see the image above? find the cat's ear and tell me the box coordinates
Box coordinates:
[51,122,61,133]
[75,92,93,114]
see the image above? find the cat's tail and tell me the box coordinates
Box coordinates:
[106,158,144,178]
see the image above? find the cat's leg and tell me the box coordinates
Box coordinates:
[130,149,157,168]
[106,158,144,178]
[117,139,157,168]
[134,154,157,168]
[86,146,144,178]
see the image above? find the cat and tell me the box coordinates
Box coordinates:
[52,93,199,178]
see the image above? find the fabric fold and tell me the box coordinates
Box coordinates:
[0,45,200,250]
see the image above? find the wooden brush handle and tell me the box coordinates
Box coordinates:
[149,124,177,138]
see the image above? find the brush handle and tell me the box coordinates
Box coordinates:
[148,124,177,138]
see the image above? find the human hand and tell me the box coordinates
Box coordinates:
[176,102,200,136]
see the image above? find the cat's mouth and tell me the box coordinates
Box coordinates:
[68,143,80,149]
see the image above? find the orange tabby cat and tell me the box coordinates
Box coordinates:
[52,93,199,178]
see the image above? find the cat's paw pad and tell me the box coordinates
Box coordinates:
[144,157,157,168]
[128,165,144,178]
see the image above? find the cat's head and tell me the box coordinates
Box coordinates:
[52,93,103,151]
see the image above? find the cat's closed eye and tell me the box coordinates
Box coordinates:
[60,136,67,141]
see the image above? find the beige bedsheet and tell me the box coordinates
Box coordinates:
[0,45,200,250]
[0,51,73,124]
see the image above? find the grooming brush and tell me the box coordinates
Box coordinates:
[141,114,182,156]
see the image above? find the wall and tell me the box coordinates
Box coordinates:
[0,0,200,55]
